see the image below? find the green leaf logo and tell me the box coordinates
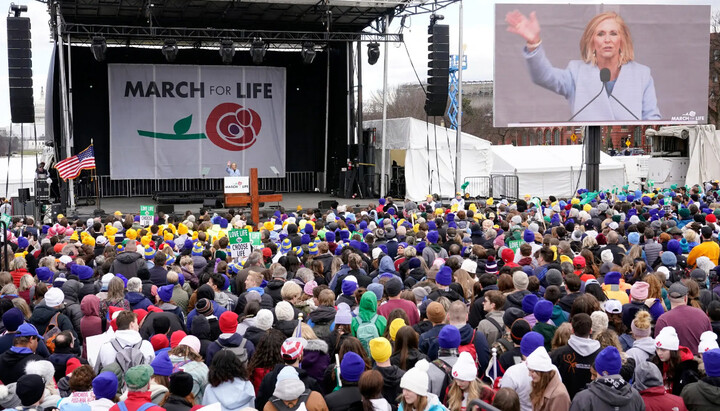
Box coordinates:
[173,115,193,135]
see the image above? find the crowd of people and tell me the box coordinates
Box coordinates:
[1,184,720,411]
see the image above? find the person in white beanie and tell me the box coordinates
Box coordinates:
[444,352,494,411]
[399,359,448,411]
[264,366,328,411]
[698,330,719,354]
[526,347,570,411]
[651,326,700,395]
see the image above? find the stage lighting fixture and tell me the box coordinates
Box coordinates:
[250,38,267,65]
[91,36,107,62]
[219,39,235,64]
[162,39,178,63]
[367,42,380,65]
[301,42,316,65]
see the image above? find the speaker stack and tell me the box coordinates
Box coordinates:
[425,24,450,117]
[7,16,34,123]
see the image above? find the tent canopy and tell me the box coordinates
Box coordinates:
[363,117,492,201]
[491,145,626,198]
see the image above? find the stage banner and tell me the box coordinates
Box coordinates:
[108,64,286,179]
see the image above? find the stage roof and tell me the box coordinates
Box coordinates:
[55,0,423,32]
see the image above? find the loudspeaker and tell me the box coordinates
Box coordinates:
[18,188,30,203]
[203,198,222,208]
[425,24,449,117]
[7,17,34,124]
[156,204,174,214]
[318,200,337,210]
[11,197,34,217]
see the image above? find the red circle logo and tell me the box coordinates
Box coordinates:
[205,103,262,151]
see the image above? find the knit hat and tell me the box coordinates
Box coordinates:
[369,337,392,363]
[426,301,446,324]
[451,351,477,382]
[158,284,174,303]
[510,319,531,344]
[219,311,238,334]
[591,311,609,334]
[44,287,64,307]
[125,364,154,389]
[93,372,119,400]
[604,271,621,285]
[631,281,649,300]
[533,300,553,323]
[521,294,538,315]
[513,272,529,291]
[281,337,307,361]
[503,307,525,329]
[601,249,614,264]
[427,231,439,244]
[150,334,169,352]
[170,330,187,348]
[520,331,545,357]
[151,351,173,376]
[655,326,679,351]
[436,266,453,286]
[389,318,406,341]
[699,331,720,353]
[342,278,358,295]
[704,349,720,377]
[178,335,201,353]
[2,308,24,332]
[485,256,498,274]
[367,283,384,301]
[168,372,194,398]
[400,359,430,396]
[335,303,353,325]
[526,346,553,372]
[275,301,295,322]
[71,264,94,281]
[273,366,306,401]
[35,267,53,283]
[195,298,214,317]
[340,351,365,382]
[256,309,274,331]
[101,273,114,291]
[595,346,622,376]
[438,325,461,349]
[385,278,402,297]
[16,374,45,406]
[545,269,563,287]
[661,251,677,266]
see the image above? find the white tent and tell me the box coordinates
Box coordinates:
[490,145,626,198]
[363,117,492,201]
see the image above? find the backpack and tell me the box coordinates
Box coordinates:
[458,329,479,368]
[311,321,332,340]
[269,389,312,411]
[108,339,146,373]
[432,359,454,403]
[116,401,155,411]
[217,337,248,364]
[44,313,62,353]
[356,314,380,355]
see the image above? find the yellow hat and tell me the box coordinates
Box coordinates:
[369,337,392,363]
[126,228,137,240]
[487,198,494,206]
[559,254,572,264]
[56,214,65,220]
[450,204,459,212]
[163,232,174,242]
[263,221,274,231]
[140,235,151,247]
[389,318,406,341]
[192,231,199,240]
[583,204,592,212]
[469,203,478,212]
[168,224,177,235]
[82,236,95,247]
[69,232,79,241]
[571,198,580,205]
[178,223,188,235]
[550,245,558,261]
[297,205,303,211]
[413,224,420,233]
[435,208,444,215]
[114,211,122,216]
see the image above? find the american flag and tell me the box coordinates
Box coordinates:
[54,145,96,181]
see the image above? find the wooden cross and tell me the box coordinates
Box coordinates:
[224,168,283,225]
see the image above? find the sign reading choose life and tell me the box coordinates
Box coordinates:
[108,64,286,179]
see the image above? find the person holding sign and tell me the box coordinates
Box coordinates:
[505,10,661,121]
[226,161,242,176]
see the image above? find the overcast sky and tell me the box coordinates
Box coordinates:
[1,0,719,129]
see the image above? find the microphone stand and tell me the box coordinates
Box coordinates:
[568,83,606,122]
[608,92,640,120]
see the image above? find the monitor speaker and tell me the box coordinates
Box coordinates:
[156,204,174,214]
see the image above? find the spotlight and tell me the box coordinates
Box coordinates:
[301,42,316,65]
[91,36,107,62]
[219,39,235,64]
[250,38,267,65]
[367,42,380,65]
[162,39,178,63]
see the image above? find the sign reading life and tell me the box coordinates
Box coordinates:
[124,82,273,99]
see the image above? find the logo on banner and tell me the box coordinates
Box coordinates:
[136,102,262,151]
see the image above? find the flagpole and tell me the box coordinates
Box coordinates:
[92,140,101,212]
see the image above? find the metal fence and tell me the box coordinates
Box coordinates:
[463,174,519,200]
[74,172,317,199]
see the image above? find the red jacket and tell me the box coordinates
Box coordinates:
[11,268,29,288]
[110,391,166,411]
[640,386,688,411]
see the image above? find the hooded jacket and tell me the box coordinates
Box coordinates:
[350,292,387,337]
[457,323,490,373]
[625,337,656,365]
[29,302,76,338]
[264,279,285,305]
[633,360,687,411]
[125,291,153,311]
[0,348,44,384]
[550,335,601,399]
[301,339,330,382]
[256,363,322,410]
[202,377,256,411]
[504,290,531,311]
[191,315,214,357]
[205,333,256,367]
[80,294,104,359]
[681,376,720,411]
[244,326,266,348]
[109,251,147,278]
[96,329,155,371]
[61,279,85,340]
[569,375,645,411]
[139,311,186,340]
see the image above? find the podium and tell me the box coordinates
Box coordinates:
[224,168,282,225]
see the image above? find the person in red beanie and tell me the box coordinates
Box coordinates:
[151,334,170,353]
[170,331,187,349]
[204,311,255,366]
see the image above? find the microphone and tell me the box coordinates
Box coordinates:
[568,68,611,122]
[604,70,640,120]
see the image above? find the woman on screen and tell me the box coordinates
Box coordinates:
[505,10,661,121]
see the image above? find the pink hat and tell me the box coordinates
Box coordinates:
[631,281,649,301]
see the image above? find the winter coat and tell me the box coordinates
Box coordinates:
[626,337,656,365]
[109,391,164,411]
[458,323,490,373]
[374,365,405,406]
[118,381,169,405]
[109,252,147,278]
[263,390,328,411]
[172,284,190,314]
[10,268,29,288]
[126,292,153,311]
[204,333,255,366]
[181,267,199,290]
[419,324,446,362]
[139,312,186,340]
[550,335,601,399]
[681,376,720,411]
[276,319,299,338]
[256,364,322,410]
[60,279,85,340]
[161,395,193,411]
[301,339,330,382]
[148,265,168,287]
[96,330,155,372]
[351,292,387,337]
[533,371,571,411]
[202,378,256,411]
[504,290,531,311]
[234,289,274,314]
[190,316,215,357]
[244,326,266,348]
[390,348,428,371]
[186,299,226,332]
[658,346,700,396]
[29,302,77,338]
[263,279,285,305]
[324,384,362,411]
[477,311,505,345]
[307,305,336,339]
[569,375,646,411]
[0,349,44,384]
[79,279,102,303]
[80,294,104,359]
[169,355,209,403]
[640,386,688,411]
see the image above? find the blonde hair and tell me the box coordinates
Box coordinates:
[281,281,302,301]
[400,394,428,411]
[447,379,488,411]
[529,370,556,410]
[551,322,573,350]
[684,230,698,243]
[18,274,35,292]
[580,12,634,66]
[300,323,318,340]
[10,258,26,271]
[632,310,652,334]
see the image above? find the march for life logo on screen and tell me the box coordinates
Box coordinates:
[108,64,286,179]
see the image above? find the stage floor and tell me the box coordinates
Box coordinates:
[73,193,373,218]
